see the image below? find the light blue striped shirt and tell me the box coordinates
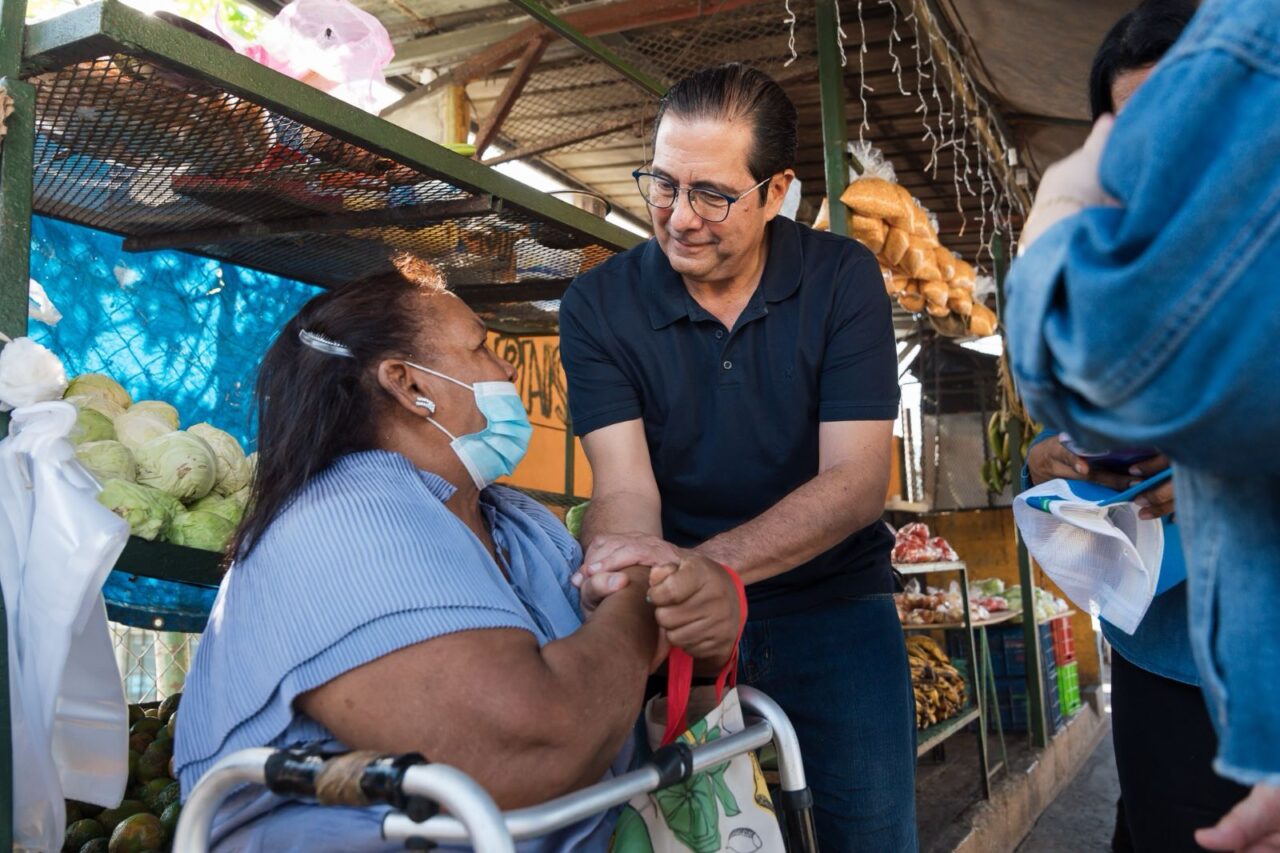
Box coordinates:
[175,450,631,851]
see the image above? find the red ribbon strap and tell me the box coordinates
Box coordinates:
[660,564,749,746]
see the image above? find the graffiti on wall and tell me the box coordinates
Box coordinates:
[489,333,569,427]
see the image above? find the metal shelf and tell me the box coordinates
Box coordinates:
[17,1,642,299]
[894,560,967,576]
[916,706,981,757]
[902,610,1021,632]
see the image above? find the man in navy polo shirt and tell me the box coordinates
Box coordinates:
[559,64,915,850]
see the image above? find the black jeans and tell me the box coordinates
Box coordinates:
[1111,651,1249,852]
[738,594,918,852]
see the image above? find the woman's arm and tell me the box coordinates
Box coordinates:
[296,567,657,808]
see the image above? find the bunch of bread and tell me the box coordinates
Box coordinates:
[822,177,997,336]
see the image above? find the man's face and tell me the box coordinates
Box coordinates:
[647,115,789,283]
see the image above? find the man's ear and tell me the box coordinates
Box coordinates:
[763,170,797,222]
[377,359,433,418]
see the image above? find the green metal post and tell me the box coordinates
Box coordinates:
[504,0,666,97]
[993,230,1049,747]
[0,67,34,853]
[815,0,849,237]
[958,566,991,797]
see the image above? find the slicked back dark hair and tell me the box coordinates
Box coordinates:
[1089,0,1196,120]
[653,63,798,200]
[228,261,446,565]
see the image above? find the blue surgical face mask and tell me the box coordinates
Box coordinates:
[406,361,532,490]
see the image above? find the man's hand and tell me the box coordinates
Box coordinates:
[1027,435,1131,490]
[1020,114,1116,250]
[1196,783,1280,852]
[1129,453,1175,521]
[572,532,689,589]
[578,570,633,616]
[648,556,742,665]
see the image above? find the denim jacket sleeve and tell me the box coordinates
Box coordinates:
[1006,0,1280,475]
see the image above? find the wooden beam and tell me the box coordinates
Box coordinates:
[474,34,550,156]
[483,116,638,165]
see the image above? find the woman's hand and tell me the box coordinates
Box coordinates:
[1027,434,1131,490]
[647,556,742,666]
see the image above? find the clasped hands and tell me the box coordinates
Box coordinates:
[574,533,741,668]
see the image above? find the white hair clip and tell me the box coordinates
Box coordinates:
[298,328,355,358]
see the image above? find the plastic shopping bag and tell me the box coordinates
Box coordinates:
[1,401,130,851]
[1013,476,1165,634]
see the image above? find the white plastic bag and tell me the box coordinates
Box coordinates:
[1,401,130,851]
[1013,478,1163,633]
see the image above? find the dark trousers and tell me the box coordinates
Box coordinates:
[739,594,918,852]
[1111,650,1249,852]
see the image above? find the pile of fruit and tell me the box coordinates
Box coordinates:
[891,522,959,565]
[64,372,254,553]
[907,636,967,730]
[62,694,183,853]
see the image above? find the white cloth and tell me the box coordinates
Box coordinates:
[1013,478,1164,634]
[0,401,130,851]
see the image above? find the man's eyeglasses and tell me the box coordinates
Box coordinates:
[631,169,773,223]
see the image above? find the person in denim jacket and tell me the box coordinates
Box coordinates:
[1006,0,1280,847]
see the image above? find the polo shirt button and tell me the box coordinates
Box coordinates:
[723,360,733,370]
[715,330,724,339]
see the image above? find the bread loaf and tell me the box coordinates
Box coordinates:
[841,177,906,220]
[921,280,949,307]
[969,302,997,336]
[934,247,957,280]
[952,259,976,290]
[926,301,951,318]
[910,202,936,242]
[905,239,942,280]
[813,197,831,232]
[898,288,926,313]
[947,285,974,316]
[850,215,888,254]
[887,273,910,294]
[887,184,916,231]
[882,227,911,267]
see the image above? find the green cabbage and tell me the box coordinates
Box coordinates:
[76,440,136,483]
[64,373,132,410]
[565,501,589,540]
[187,492,244,526]
[70,407,116,445]
[115,409,175,452]
[66,393,127,422]
[165,510,235,552]
[134,431,218,502]
[96,479,182,540]
[187,423,249,496]
[128,400,180,431]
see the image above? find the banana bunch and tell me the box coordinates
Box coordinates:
[907,636,968,729]
[982,352,1041,495]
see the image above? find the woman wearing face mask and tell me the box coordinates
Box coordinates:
[174,260,740,852]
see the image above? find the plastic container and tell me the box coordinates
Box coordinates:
[1058,661,1082,716]
[1050,616,1076,664]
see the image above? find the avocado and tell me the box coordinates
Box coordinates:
[158,802,181,840]
[143,708,160,719]
[138,779,170,812]
[127,733,152,754]
[64,800,86,825]
[164,713,177,741]
[78,839,110,853]
[129,718,163,738]
[63,818,106,851]
[107,813,165,853]
[127,705,144,725]
[134,746,169,784]
[126,750,139,781]
[96,800,147,834]
[156,693,181,723]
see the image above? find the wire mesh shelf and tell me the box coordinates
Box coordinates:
[20,1,638,295]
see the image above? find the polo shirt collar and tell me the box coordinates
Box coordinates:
[644,218,804,330]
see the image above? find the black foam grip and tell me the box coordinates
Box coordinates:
[649,743,695,789]
[775,786,815,811]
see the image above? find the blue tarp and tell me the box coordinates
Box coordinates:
[29,216,323,627]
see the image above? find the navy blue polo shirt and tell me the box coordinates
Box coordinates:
[559,216,899,619]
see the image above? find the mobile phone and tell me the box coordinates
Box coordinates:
[1059,433,1159,473]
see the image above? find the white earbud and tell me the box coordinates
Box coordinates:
[414,396,436,414]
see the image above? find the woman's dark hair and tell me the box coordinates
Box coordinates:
[228,257,447,563]
[654,63,798,199]
[1089,0,1196,120]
